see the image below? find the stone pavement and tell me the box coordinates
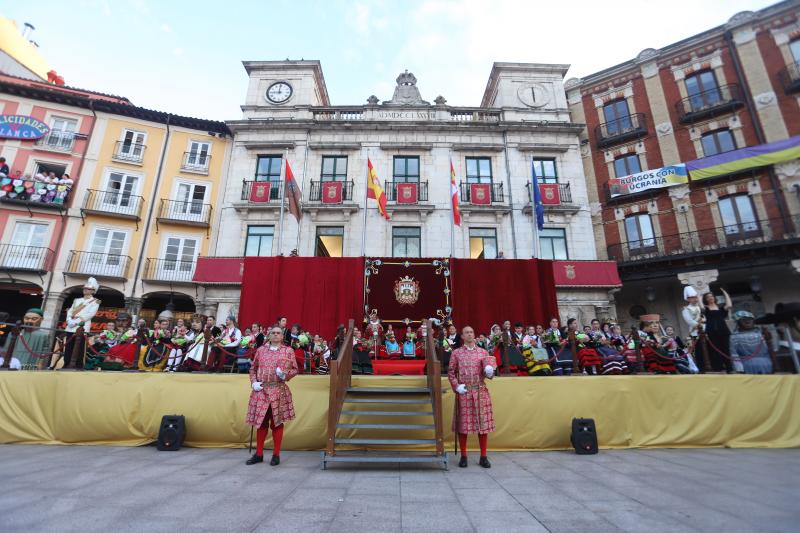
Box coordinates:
[1,445,798,532]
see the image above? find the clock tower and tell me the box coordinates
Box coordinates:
[241,60,330,118]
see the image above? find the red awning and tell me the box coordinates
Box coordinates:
[192,257,244,284]
[551,260,621,288]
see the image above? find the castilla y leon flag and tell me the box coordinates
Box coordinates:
[450,159,461,226]
[285,159,302,221]
[367,158,390,220]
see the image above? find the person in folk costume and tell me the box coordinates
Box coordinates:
[245,325,299,466]
[384,328,401,357]
[1,308,50,370]
[681,285,707,372]
[364,310,384,346]
[166,324,190,372]
[181,318,209,371]
[638,315,678,374]
[106,315,141,368]
[206,316,241,372]
[143,318,172,369]
[575,331,603,375]
[730,310,772,374]
[521,325,551,376]
[55,277,101,370]
[311,334,330,374]
[251,323,265,348]
[596,325,629,375]
[449,325,498,469]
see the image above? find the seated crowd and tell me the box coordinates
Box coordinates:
[0,159,74,206]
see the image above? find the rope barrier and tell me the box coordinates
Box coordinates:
[705,336,766,362]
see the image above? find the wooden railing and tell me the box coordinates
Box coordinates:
[326,319,355,456]
[424,320,445,457]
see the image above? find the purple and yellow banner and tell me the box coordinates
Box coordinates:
[608,164,688,198]
[687,135,800,181]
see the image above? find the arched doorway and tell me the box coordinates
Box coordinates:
[140,292,196,326]
[0,281,44,323]
[58,285,126,334]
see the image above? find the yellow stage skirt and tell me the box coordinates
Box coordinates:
[0,373,798,450]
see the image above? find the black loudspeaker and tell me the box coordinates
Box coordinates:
[157,415,186,451]
[570,418,598,455]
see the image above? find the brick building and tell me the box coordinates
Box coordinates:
[566,1,800,335]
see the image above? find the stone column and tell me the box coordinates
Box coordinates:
[41,292,68,330]
[677,269,719,296]
[124,297,143,321]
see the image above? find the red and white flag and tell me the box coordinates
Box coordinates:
[450,159,461,226]
[285,159,302,221]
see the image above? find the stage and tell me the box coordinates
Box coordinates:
[1,372,798,450]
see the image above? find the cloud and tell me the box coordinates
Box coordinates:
[161,23,172,33]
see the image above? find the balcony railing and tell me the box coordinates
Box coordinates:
[81,189,144,220]
[180,151,211,174]
[778,62,800,94]
[308,180,355,202]
[0,244,53,272]
[0,182,71,211]
[157,198,212,226]
[675,83,744,123]
[384,181,429,202]
[594,112,648,148]
[450,110,501,122]
[460,182,504,203]
[35,131,75,152]
[64,250,132,280]
[240,179,283,202]
[142,257,196,283]
[313,108,366,121]
[525,182,573,204]
[607,216,799,264]
[112,141,146,164]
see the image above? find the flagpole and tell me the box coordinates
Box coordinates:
[277,149,287,255]
[530,157,540,258]
[449,155,455,258]
[360,151,370,257]
[296,131,310,254]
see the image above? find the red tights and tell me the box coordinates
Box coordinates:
[458,433,488,457]
[255,409,284,457]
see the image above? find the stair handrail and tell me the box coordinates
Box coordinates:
[326,319,354,456]
[424,320,445,456]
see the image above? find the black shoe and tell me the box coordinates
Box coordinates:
[270,455,280,466]
[458,456,468,468]
[479,456,491,468]
[245,454,263,465]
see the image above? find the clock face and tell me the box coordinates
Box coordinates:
[266,81,293,104]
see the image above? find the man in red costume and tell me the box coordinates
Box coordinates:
[245,326,299,465]
[448,325,497,468]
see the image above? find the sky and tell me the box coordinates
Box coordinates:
[4,0,779,121]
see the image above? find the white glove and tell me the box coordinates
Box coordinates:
[252,381,263,392]
[456,384,467,395]
[484,365,495,378]
[276,367,286,380]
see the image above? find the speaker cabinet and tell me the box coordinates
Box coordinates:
[570,417,598,455]
[157,415,186,451]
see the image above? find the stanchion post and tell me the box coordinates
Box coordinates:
[569,330,578,374]
[630,327,643,373]
[699,331,711,372]
[70,326,85,369]
[501,330,511,376]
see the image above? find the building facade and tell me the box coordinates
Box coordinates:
[203,60,620,326]
[566,1,800,336]
[0,75,231,328]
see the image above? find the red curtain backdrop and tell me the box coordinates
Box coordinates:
[239,257,364,339]
[450,258,558,333]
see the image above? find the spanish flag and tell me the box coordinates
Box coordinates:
[450,159,461,226]
[367,158,390,220]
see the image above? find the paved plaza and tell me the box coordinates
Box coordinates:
[1,445,798,532]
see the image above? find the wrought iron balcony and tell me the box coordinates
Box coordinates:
[81,189,144,221]
[240,180,283,202]
[384,181,429,202]
[778,62,800,94]
[142,257,196,283]
[675,84,744,124]
[308,180,355,202]
[607,215,799,265]
[180,151,211,174]
[0,244,53,272]
[594,113,648,148]
[525,182,573,204]
[0,182,71,211]
[35,131,75,152]
[64,250,132,280]
[459,181,504,203]
[112,141,146,164]
[157,198,212,227]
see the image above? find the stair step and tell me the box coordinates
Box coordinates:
[347,387,430,394]
[323,453,446,464]
[335,438,437,445]
[340,410,434,417]
[337,423,435,430]
[343,398,431,404]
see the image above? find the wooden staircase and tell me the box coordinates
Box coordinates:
[321,320,448,469]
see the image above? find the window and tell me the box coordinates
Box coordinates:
[173,182,207,219]
[315,226,344,257]
[465,157,492,183]
[4,221,49,269]
[539,228,568,260]
[117,130,146,161]
[393,156,420,183]
[392,227,421,257]
[791,39,800,63]
[44,117,77,150]
[685,70,721,111]
[624,214,656,252]
[255,155,282,200]
[602,99,632,135]
[469,228,498,259]
[161,236,198,280]
[104,172,138,212]
[185,141,210,169]
[614,154,642,178]
[88,228,128,275]
[718,195,759,237]
[321,156,347,182]
[245,226,274,257]
[701,129,736,157]
[533,159,558,184]
[34,161,67,178]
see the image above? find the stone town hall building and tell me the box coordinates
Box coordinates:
[199,61,620,325]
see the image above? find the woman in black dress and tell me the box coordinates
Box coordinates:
[702,289,733,372]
